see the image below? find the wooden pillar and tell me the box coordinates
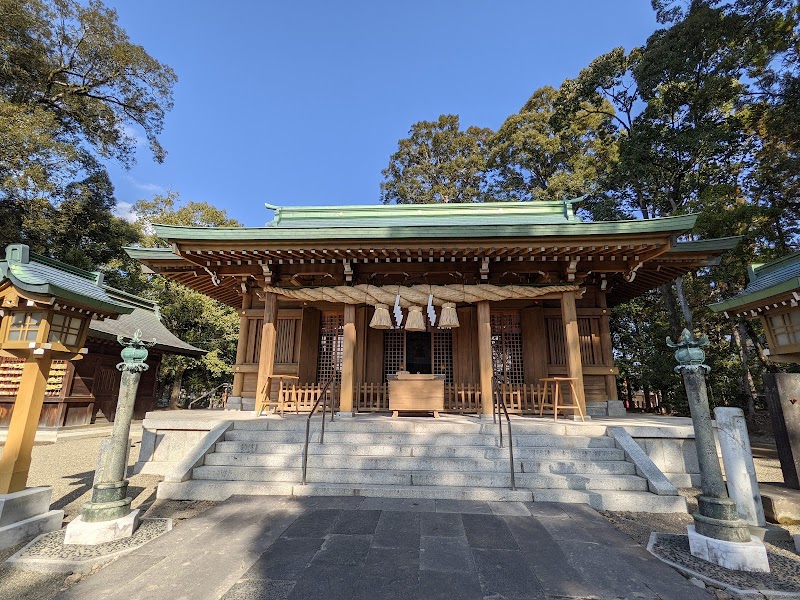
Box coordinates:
[255,292,278,415]
[597,297,618,401]
[561,291,586,415]
[477,300,494,416]
[339,304,356,414]
[0,353,53,493]
[231,289,253,398]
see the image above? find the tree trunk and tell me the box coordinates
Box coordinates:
[659,283,683,340]
[673,275,694,333]
[643,384,652,411]
[731,319,758,420]
[742,320,777,372]
[168,366,186,410]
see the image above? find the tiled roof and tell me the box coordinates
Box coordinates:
[1,245,132,315]
[710,250,800,313]
[1,244,204,356]
[89,307,205,357]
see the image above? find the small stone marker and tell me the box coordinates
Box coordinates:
[714,407,766,528]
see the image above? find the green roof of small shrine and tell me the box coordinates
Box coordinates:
[0,244,203,356]
[150,200,699,242]
[0,244,133,315]
[710,250,800,313]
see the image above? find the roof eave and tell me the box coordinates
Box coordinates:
[710,277,800,313]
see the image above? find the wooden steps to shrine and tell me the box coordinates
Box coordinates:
[154,416,688,513]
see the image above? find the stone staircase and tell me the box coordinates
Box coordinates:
[156,417,687,512]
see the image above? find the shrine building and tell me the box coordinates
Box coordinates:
[128,199,738,420]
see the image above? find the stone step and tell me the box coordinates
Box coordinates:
[232,418,482,434]
[231,417,609,438]
[223,430,495,446]
[156,479,533,502]
[191,465,648,491]
[412,472,648,491]
[486,446,625,461]
[203,452,636,475]
[530,489,688,513]
[212,441,623,461]
[222,429,617,449]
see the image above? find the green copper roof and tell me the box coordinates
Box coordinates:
[0,244,133,315]
[151,203,699,242]
[667,236,742,253]
[0,244,203,355]
[265,199,583,228]
[710,250,800,313]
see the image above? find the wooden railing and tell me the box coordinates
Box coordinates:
[277,382,339,414]
[494,383,545,414]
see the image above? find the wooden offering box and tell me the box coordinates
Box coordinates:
[388,372,445,418]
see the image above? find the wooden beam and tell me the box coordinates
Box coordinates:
[561,291,587,415]
[254,292,278,415]
[340,304,356,414]
[477,300,494,416]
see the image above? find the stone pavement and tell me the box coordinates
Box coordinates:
[56,496,712,600]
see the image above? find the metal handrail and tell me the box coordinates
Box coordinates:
[187,382,232,409]
[301,378,337,485]
[492,378,516,491]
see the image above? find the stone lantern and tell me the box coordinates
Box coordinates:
[0,245,131,549]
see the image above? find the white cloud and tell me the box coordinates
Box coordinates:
[119,123,147,149]
[113,201,137,222]
[123,175,166,195]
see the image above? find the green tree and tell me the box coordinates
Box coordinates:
[132,193,241,408]
[0,0,176,273]
[380,114,493,204]
[488,85,618,203]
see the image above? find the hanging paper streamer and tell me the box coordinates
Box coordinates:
[427,294,436,327]
[393,294,403,328]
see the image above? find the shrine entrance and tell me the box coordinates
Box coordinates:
[405,331,432,375]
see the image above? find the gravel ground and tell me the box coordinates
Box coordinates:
[0,433,218,599]
[601,441,800,599]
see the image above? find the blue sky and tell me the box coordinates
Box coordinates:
[106,1,660,226]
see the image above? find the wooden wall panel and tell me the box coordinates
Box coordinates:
[520,307,547,385]
[365,326,384,384]
[354,306,369,385]
[452,307,479,383]
[297,307,321,384]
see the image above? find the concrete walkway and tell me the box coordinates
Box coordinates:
[57,496,711,600]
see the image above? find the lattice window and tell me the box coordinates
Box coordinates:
[317,313,343,383]
[547,318,565,365]
[433,330,453,384]
[245,318,262,364]
[275,318,298,364]
[491,313,524,384]
[769,311,800,348]
[383,329,405,382]
[547,317,602,366]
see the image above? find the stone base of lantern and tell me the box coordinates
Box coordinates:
[0,487,63,550]
[687,525,770,572]
[64,509,140,546]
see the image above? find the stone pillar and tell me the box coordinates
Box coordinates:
[0,353,53,494]
[667,329,769,572]
[477,300,494,416]
[561,291,586,416]
[714,407,766,528]
[65,330,154,545]
[255,292,278,415]
[339,304,356,414]
[763,373,800,490]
